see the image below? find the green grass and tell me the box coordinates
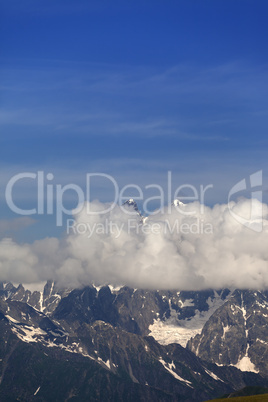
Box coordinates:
[207,394,268,402]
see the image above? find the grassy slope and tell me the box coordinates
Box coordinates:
[207,394,268,402]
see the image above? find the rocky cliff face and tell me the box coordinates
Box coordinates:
[0,282,268,401]
[0,282,232,343]
[187,289,268,376]
[0,280,71,315]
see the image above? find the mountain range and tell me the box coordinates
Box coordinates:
[0,280,268,401]
[0,200,267,401]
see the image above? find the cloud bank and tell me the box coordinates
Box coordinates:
[1,199,268,290]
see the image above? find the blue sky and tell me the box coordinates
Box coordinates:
[1,0,268,241]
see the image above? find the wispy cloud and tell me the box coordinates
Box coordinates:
[1,60,268,141]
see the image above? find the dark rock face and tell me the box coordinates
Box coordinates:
[0,281,71,315]
[0,282,268,401]
[122,199,141,213]
[187,290,268,376]
[0,303,266,402]
[0,281,232,335]
[52,286,232,338]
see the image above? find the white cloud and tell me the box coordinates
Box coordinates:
[0,217,35,238]
[0,199,268,290]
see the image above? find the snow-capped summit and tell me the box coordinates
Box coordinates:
[122,199,141,214]
[122,199,148,224]
[172,199,185,207]
[123,198,141,216]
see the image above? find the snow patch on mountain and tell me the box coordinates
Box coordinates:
[159,358,193,388]
[149,291,230,347]
[149,319,201,347]
[11,325,47,343]
[33,386,40,396]
[98,357,111,370]
[233,344,259,373]
[233,355,259,373]
[204,368,224,382]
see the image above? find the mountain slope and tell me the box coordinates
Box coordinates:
[187,290,268,375]
[1,282,268,401]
